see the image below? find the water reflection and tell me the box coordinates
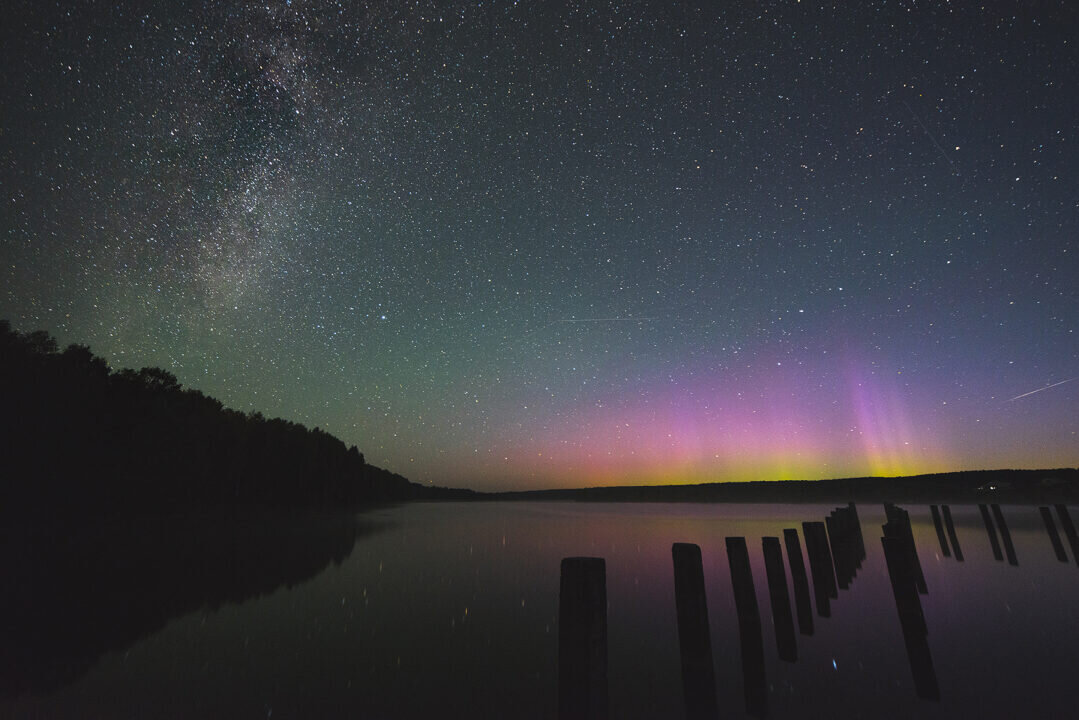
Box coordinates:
[1039,507,1068,562]
[990,504,1019,566]
[1,511,370,698]
[979,503,1005,561]
[942,505,963,562]
[4,502,1078,718]
[930,505,950,557]
[1056,504,1079,566]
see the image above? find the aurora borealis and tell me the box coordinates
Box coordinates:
[2,1,1076,491]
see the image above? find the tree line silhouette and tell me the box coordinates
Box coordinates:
[0,320,465,514]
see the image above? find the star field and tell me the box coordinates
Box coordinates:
[3,1,1077,490]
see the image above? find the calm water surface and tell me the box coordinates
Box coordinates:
[5,502,1078,718]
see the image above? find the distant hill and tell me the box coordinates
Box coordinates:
[483,469,1079,505]
[0,320,470,515]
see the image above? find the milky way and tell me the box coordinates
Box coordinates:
[3,1,1076,490]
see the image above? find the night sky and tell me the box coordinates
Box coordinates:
[2,1,1076,491]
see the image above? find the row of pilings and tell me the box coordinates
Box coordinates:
[556,502,1079,719]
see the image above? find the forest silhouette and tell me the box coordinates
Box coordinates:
[3,319,1073,517]
[0,320,467,515]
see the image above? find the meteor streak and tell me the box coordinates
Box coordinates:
[1005,377,1077,402]
[558,317,655,323]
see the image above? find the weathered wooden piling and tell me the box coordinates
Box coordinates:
[726,537,767,718]
[726,537,760,626]
[827,504,866,589]
[882,505,928,594]
[802,521,837,618]
[848,502,866,563]
[929,505,950,557]
[978,504,1003,561]
[941,505,963,562]
[900,619,941,701]
[1056,505,1079,567]
[825,513,851,590]
[782,529,814,636]
[558,557,608,720]
[882,535,939,700]
[672,543,719,720]
[881,537,926,635]
[763,537,797,662]
[1039,507,1068,562]
[990,504,1019,566]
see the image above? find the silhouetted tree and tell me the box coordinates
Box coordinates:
[0,321,431,516]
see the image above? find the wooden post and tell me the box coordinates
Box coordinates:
[881,537,926,635]
[726,537,767,718]
[782,529,814,636]
[848,502,866,565]
[725,537,768,716]
[882,506,928,594]
[882,536,940,701]
[672,544,719,720]
[559,557,608,720]
[1054,505,1079,567]
[825,513,850,590]
[726,538,760,625]
[978,504,1003,561]
[941,505,963,562]
[763,537,797,662]
[990,504,1018,566]
[802,521,835,617]
[828,504,865,588]
[1039,507,1068,562]
[899,621,941,702]
[930,505,950,557]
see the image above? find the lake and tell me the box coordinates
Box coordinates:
[4,501,1078,718]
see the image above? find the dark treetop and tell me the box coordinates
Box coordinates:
[0,320,474,515]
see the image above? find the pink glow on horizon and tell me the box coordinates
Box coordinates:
[462,358,961,489]
[845,360,953,478]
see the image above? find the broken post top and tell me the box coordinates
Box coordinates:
[673,542,703,566]
[725,537,761,623]
[561,557,606,574]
